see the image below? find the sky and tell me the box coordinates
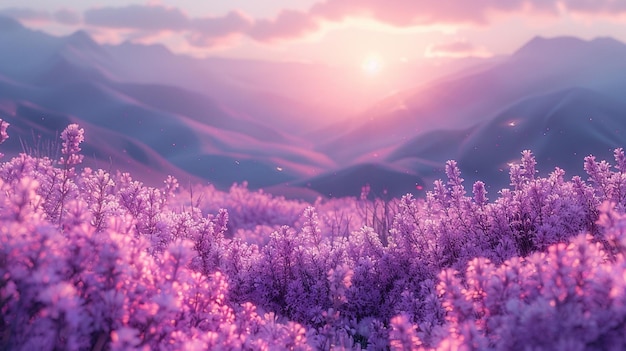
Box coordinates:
[2,0,626,67]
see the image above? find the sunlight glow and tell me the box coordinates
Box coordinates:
[361,55,384,76]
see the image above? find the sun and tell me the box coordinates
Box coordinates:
[361,55,384,76]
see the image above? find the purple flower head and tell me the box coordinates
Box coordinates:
[389,314,422,351]
[432,179,448,205]
[472,181,488,206]
[302,206,321,245]
[521,150,536,180]
[60,124,84,167]
[163,175,179,201]
[445,160,464,188]
[615,148,626,173]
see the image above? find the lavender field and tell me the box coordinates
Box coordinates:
[3,2,626,350]
[2,122,626,350]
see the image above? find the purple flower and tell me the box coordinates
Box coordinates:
[60,124,84,167]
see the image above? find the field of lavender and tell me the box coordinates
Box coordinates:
[2,122,626,350]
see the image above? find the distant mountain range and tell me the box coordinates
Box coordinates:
[0,15,335,189]
[2,14,626,197]
[321,35,626,193]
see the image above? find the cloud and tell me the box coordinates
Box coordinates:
[75,1,626,50]
[566,0,626,14]
[309,0,531,26]
[249,10,319,42]
[79,5,321,48]
[195,0,626,46]
[54,9,81,26]
[0,7,50,22]
[191,11,251,36]
[8,0,626,51]
[84,5,189,31]
[187,11,252,47]
[0,7,81,26]
[308,0,626,27]
[425,41,492,58]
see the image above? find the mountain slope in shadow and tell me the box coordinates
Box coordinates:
[0,17,336,190]
[386,87,626,192]
[457,86,626,190]
[321,37,626,164]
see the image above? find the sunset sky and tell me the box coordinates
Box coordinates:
[2,1,626,66]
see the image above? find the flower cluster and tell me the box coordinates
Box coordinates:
[60,123,84,169]
[2,124,626,350]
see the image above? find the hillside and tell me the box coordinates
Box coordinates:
[3,14,626,198]
[320,36,626,193]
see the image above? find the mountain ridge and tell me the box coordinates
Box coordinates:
[2,16,626,197]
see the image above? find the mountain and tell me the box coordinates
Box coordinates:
[0,16,336,189]
[0,15,498,197]
[385,87,626,191]
[321,36,626,163]
[0,15,340,137]
[315,36,626,194]
[1,100,194,185]
[3,15,626,198]
[0,74,337,187]
[104,42,491,136]
[454,87,626,190]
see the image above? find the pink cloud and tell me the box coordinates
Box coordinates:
[88,27,129,45]
[566,0,626,15]
[84,5,189,31]
[307,0,626,27]
[249,10,320,42]
[7,0,626,51]
[187,11,252,47]
[221,0,626,45]
[191,11,251,36]
[54,9,81,26]
[0,7,82,26]
[0,7,51,22]
[309,0,556,26]
[79,5,320,48]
